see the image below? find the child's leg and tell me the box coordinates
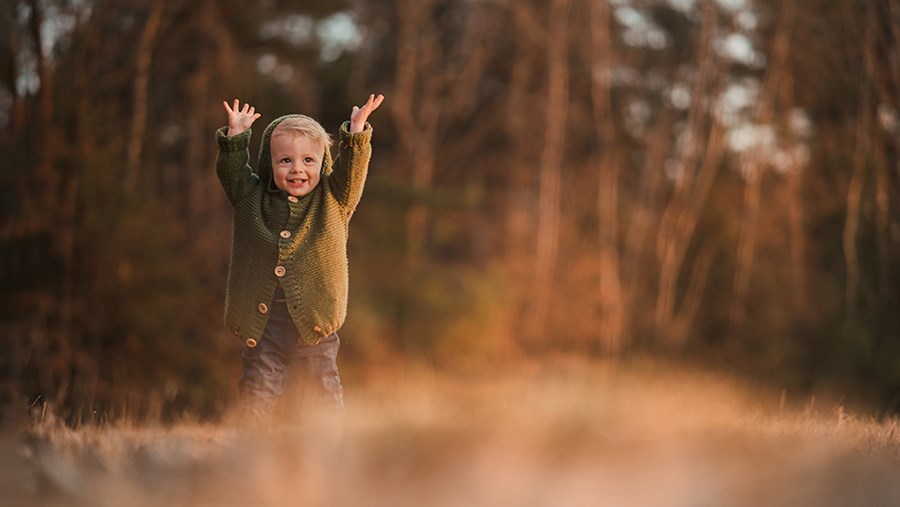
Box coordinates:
[237,300,298,423]
[290,333,345,411]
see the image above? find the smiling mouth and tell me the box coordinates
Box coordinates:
[287,178,307,186]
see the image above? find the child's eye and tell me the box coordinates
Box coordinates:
[280,157,291,164]
[304,157,315,164]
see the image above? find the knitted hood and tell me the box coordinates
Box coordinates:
[257,114,334,194]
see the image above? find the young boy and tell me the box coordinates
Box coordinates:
[215,94,384,422]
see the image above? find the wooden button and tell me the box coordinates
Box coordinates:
[313,325,322,333]
[274,266,286,277]
[258,303,268,314]
[245,338,258,348]
[287,196,299,203]
[280,230,291,239]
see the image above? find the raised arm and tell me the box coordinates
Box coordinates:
[225,99,260,136]
[329,94,384,211]
[350,94,384,133]
[216,99,262,206]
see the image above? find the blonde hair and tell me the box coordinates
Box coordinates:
[271,116,333,150]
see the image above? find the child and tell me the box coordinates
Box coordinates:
[216,94,384,422]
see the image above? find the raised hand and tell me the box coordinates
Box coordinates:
[349,94,385,133]
[223,99,261,136]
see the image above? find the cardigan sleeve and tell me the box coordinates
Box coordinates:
[215,127,260,206]
[327,121,372,213]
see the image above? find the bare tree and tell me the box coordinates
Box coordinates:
[502,0,542,271]
[522,0,571,343]
[730,1,796,331]
[840,0,900,338]
[842,2,876,337]
[867,0,899,315]
[390,0,492,264]
[27,0,56,218]
[589,0,626,352]
[653,1,725,344]
[27,0,52,129]
[124,0,165,192]
[785,158,808,317]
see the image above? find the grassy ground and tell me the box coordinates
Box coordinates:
[3,358,899,507]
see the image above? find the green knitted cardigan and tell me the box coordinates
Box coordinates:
[215,116,372,345]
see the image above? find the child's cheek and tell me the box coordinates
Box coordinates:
[273,168,287,191]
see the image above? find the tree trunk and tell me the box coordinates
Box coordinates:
[786,166,808,316]
[125,0,165,192]
[503,4,538,267]
[867,0,898,323]
[28,0,55,215]
[730,160,762,328]
[390,0,439,263]
[590,0,625,353]
[843,87,871,338]
[842,0,885,337]
[654,0,721,342]
[523,0,570,344]
[730,0,794,332]
[28,0,52,128]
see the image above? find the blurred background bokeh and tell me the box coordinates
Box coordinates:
[1,0,898,424]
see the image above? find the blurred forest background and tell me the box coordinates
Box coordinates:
[0,0,898,424]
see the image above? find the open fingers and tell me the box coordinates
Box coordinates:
[224,99,259,117]
[225,99,247,115]
[364,93,384,112]
[359,94,384,114]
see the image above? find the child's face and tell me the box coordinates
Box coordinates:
[270,132,324,197]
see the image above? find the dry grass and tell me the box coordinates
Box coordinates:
[3,358,899,507]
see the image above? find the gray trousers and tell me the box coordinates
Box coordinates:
[237,295,344,423]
